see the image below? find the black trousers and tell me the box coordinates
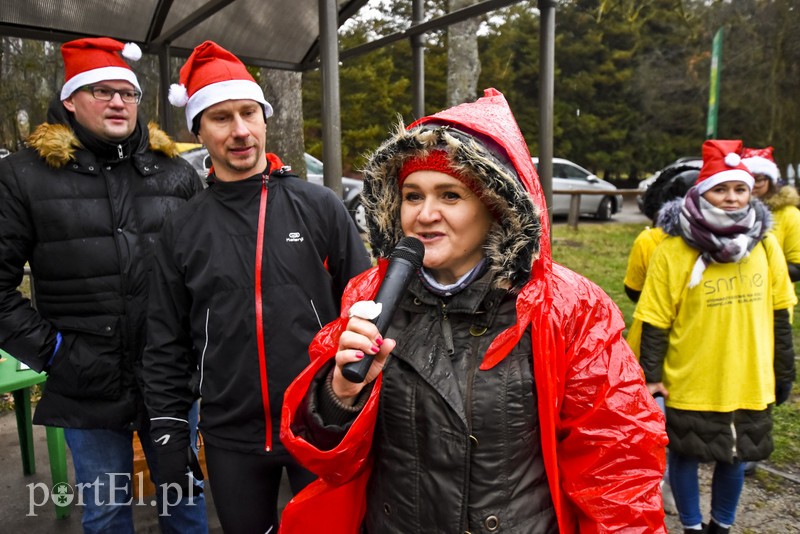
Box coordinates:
[205,443,316,534]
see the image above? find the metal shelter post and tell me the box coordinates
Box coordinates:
[319,0,343,196]
[158,46,173,134]
[411,0,425,120]
[538,0,555,232]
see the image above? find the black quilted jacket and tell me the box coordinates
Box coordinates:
[0,103,202,429]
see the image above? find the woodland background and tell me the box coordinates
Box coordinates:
[0,0,798,183]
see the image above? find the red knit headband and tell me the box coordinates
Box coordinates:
[398,150,501,219]
[398,150,472,187]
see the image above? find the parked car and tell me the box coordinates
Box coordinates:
[637,157,701,221]
[533,157,623,220]
[175,143,209,182]
[177,144,366,232]
[636,156,703,213]
[636,157,701,215]
[303,152,366,233]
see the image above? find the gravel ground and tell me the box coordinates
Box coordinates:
[663,462,800,533]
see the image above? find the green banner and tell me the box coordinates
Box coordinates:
[706,28,723,139]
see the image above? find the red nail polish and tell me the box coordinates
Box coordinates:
[375,336,384,347]
[355,351,365,359]
[370,345,380,354]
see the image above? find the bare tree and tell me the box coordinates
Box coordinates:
[447,0,481,106]
[262,69,307,178]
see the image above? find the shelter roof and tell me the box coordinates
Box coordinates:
[0,0,370,71]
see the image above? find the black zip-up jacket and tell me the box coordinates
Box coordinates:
[0,103,202,429]
[142,157,371,454]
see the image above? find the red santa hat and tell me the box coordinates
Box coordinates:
[60,37,142,101]
[695,139,753,194]
[168,40,273,131]
[742,146,780,183]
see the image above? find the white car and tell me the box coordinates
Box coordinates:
[533,157,623,220]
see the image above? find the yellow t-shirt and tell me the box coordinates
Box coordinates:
[634,233,796,412]
[770,205,800,264]
[624,227,669,292]
[624,227,668,357]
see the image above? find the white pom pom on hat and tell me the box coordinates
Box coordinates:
[694,139,754,194]
[122,42,142,62]
[168,83,189,107]
[724,152,741,167]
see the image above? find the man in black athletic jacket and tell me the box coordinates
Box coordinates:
[142,40,371,533]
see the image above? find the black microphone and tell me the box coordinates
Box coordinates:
[341,236,425,383]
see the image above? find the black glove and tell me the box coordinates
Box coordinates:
[775,381,793,406]
[151,431,204,497]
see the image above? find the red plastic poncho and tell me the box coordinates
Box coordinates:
[280,89,667,533]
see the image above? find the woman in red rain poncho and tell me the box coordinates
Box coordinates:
[279,89,668,533]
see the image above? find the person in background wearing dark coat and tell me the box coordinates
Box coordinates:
[0,38,207,533]
[279,89,667,533]
[141,41,371,534]
[636,140,796,534]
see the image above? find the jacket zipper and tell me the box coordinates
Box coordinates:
[460,337,481,532]
[730,418,737,460]
[117,144,124,159]
[199,308,210,394]
[441,302,455,356]
[255,173,272,451]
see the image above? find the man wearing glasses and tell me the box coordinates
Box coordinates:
[0,37,207,533]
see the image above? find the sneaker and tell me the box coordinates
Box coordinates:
[743,460,758,476]
[660,478,678,515]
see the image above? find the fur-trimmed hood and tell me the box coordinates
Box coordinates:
[28,121,179,169]
[763,185,800,212]
[26,97,180,169]
[360,89,549,292]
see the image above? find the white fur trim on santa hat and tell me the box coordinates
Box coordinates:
[184,79,274,131]
[696,168,754,195]
[742,156,780,182]
[60,66,141,101]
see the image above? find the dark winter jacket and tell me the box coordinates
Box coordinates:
[297,272,558,533]
[142,157,371,454]
[0,101,202,429]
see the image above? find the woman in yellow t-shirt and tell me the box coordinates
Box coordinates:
[743,146,800,281]
[624,164,697,356]
[635,140,796,534]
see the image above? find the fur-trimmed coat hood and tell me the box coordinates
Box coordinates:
[763,185,800,212]
[26,95,179,169]
[28,120,179,169]
[360,88,550,291]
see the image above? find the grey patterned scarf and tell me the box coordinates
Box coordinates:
[678,186,768,287]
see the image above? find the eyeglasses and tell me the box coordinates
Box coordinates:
[80,85,142,104]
